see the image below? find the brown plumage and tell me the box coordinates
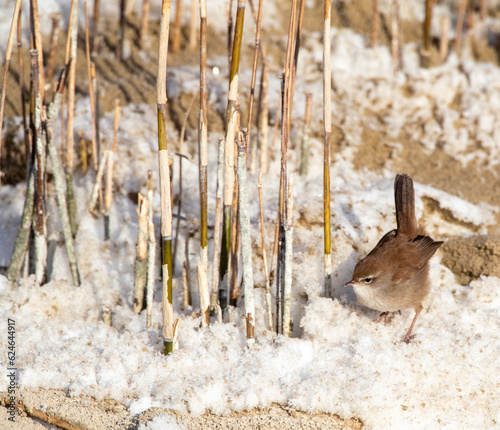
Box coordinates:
[345,174,443,343]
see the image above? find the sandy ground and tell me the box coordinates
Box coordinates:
[0,389,363,429]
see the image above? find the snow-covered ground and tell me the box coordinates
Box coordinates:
[1,1,500,429]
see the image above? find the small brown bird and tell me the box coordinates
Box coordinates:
[344,174,443,343]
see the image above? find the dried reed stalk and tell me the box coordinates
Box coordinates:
[30,0,45,102]
[299,93,312,176]
[198,0,210,326]
[104,100,120,240]
[89,150,110,214]
[134,194,149,313]
[46,14,61,83]
[282,175,294,337]
[146,170,156,328]
[276,0,298,333]
[236,132,255,347]
[0,0,22,187]
[220,0,246,321]
[78,130,88,174]
[157,0,174,354]
[66,0,79,237]
[172,0,183,53]
[31,51,46,286]
[480,0,486,21]
[245,0,263,159]
[323,0,332,298]
[211,136,224,312]
[370,0,380,48]
[85,3,99,171]
[257,170,272,331]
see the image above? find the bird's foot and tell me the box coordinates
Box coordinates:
[402,333,416,344]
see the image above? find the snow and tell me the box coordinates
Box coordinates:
[1,0,500,429]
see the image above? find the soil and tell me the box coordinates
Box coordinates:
[1,1,500,428]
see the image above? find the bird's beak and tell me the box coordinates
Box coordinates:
[344,280,360,288]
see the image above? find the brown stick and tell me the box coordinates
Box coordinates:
[189,0,197,50]
[391,0,401,70]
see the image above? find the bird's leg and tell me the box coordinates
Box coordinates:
[403,305,422,344]
[375,312,390,324]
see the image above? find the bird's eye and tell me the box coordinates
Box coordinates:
[363,277,372,284]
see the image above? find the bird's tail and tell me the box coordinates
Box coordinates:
[394,173,418,236]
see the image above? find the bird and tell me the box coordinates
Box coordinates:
[344,174,443,343]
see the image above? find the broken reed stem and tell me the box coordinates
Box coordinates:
[391,0,401,70]
[454,0,469,54]
[91,0,101,53]
[370,0,379,48]
[45,67,81,287]
[104,100,120,240]
[257,169,272,331]
[236,132,255,347]
[89,150,110,214]
[440,15,449,63]
[134,194,149,313]
[299,93,312,176]
[66,0,79,237]
[211,136,224,312]
[423,0,434,54]
[172,0,183,53]
[282,175,294,337]
[46,14,61,83]
[31,51,47,286]
[146,170,156,328]
[157,0,174,355]
[140,0,151,47]
[245,0,263,159]
[85,2,99,171]
[230,171,241,306]
[0,0,22,187]
[323,0,332,298]
[198,0,210,326]
[220,0,246,321]
[276,0,298,334]
[189,0,197,50]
